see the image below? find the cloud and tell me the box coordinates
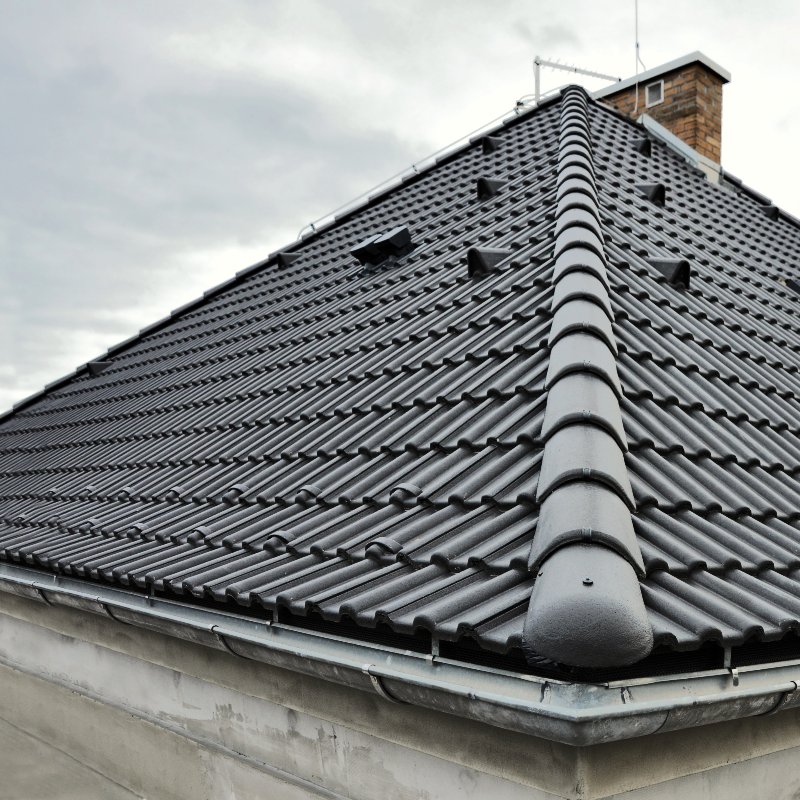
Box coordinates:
[514,20,581,49]
[2,0,800,412]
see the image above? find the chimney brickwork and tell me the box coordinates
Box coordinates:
[601,63,725,163]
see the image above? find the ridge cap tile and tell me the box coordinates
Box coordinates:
[522,87,653,669]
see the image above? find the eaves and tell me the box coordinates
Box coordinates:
[0,560,798,747]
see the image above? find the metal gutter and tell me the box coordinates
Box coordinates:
[0,562,798,746]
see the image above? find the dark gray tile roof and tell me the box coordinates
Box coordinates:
[2,85,800,674]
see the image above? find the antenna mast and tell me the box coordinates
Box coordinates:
[633,0,647,114]
[533,56,620,104]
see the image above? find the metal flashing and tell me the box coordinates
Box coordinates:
[637,114,721,180]
[523,87,652,668]
[350,225,414,267]
[592,52,731,100]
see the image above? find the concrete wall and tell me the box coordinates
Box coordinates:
[2,593,800,799]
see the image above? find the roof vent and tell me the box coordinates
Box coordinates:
[786,278,800,295]
[87,361,112,376]
[636,183,666,206]
[350,225,414,268]
[277,252,303,268]
[760,205,780,221]
[480,135,503,154]
[646,257,691,288]
[477,177,505,200]
[633,138,652,157]
[467,247,512,278]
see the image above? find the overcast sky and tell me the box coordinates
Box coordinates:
[2,0,799,411]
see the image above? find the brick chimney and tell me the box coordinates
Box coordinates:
[595,52,730,163]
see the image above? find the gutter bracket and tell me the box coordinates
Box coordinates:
[764,681,798,716]
[210,625,245,658]
[30,584,53,606]
[362,664,405,705]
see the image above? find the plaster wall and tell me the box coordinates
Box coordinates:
[1,594,800,799]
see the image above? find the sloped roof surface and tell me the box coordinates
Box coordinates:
[2,87,800,672]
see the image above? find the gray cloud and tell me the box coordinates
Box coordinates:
[2,0,800,410]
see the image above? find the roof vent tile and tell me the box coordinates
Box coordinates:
[646,257,691,288]
[634,138,652,157]
[467,247,512,278]
[277,252,303,268]
[636,183,666,206]
[350,225,414,267]
[480,135,503,154]
[87,361,112,376]
[760,204,780,220]
[477,177,506,200]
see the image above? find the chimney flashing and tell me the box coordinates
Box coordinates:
[637,113,722,180]
[636,114,722,183]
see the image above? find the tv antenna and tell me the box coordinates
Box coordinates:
[532,56,620,104]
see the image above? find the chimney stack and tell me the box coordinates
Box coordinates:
[595,52,730,164]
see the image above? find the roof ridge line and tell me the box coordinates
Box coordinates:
[521,86,653,669]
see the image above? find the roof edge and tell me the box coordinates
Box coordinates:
[0,561,798,746]
[593,51,731,100]
[522,86,653,669]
